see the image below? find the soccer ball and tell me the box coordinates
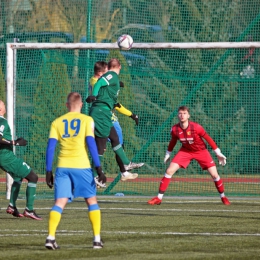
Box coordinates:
[117,34,133,50]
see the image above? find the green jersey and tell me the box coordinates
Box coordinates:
[0,116,31,178]
[92,71,120,110]
[0,116,13,153]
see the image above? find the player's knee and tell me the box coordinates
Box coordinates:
[109,127,120,147]
[166,164,179,176]
[95,137,107,155]
[25,170,38,183]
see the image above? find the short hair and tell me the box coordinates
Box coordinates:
[67,92,82,104]
[108,58,121,70]
[94,61,108,75]
[178,106,190,113]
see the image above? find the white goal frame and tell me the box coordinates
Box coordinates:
[5,41,260,199]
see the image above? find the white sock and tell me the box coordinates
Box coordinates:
[214,176,220,182]
[94,235,101,242]
[47,235,55,240]
[121,171,129,176]
[220,192,225,198]
[158,194,164,200]
[164,173,172,178]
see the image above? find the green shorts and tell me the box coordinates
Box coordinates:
[0,151,31,179]
[89,106,113,138]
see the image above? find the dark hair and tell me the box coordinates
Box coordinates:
[108,58,121,69]
[94,61,108,74]
[178,106,190,113]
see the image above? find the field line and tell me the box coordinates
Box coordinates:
[19,207,260,213]
[0,229,260,237]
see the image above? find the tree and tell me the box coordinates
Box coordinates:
[27,51,71,173]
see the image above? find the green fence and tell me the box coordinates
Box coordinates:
[0,0,259,197]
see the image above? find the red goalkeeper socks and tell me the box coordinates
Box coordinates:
[214,179,224,193]
[159,176,171,193]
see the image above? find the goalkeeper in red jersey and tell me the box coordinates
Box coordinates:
[148,106,230,206]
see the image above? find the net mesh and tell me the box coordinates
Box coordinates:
[0,0,260,197]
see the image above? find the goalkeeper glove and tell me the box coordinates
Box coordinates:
[86,95,96,103]
[46,171,54,189]
[14,137,27,146]
[164,151,172,164]
[95,166,107,187]
[130,114,139,126]
[214,148,227,166]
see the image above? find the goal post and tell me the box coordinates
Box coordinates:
[5,41,260,198]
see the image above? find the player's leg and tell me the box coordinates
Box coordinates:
[148,150,191,205]
[195,150,230,205]
[207,166,230,205]
[45,198,67,250]
[45,168,71,250]
[71,168,102,249]
[148,162,180,205]
[22,170,42,220]
[109,126,144,172]
[85,196,103,249]
[2,156,41,219]
[109,124,139,180]
[6,175,24,217]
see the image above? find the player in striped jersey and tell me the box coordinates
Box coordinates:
[45,92,105,250]
[148,106,230,206]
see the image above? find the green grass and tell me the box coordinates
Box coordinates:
[0,197,260,260]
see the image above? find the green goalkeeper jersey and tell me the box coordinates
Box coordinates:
[91,71,120,110]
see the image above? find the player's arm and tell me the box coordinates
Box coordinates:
[86,136,100,168]
[201,130,227,166]
[45,122,58,188]
[0,135,27,146]
[86,77,108,103]
[45,138,57,189]
[85,119,106,184]
[164,131,178,164]
[114,103,139,125]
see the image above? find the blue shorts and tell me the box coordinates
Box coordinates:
[54,168,96,202]
[108,121,123,144]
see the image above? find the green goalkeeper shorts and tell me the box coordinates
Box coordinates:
[89,106,113,138]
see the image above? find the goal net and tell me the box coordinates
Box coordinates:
[3,41,260,199]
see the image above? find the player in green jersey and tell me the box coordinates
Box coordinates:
[86,58,144,184]
[0,100,42,220]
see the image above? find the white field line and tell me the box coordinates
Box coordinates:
[0,229,260,237]
[8,207,260,213]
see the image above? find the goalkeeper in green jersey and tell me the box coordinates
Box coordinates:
[86,59,144,183]
[0,100,42,220]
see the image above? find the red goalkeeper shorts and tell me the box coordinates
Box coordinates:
[172,148,216,170]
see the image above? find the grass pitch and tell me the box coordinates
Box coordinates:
[0,196,260,260]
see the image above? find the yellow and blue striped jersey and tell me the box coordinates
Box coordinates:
[49,112,94,168]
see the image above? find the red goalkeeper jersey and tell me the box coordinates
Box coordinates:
[167,122,218,152]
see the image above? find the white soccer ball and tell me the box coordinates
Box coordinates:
[117,34,133,50]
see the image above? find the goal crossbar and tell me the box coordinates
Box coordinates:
[7,41,260,50]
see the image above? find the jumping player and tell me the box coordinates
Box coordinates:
[148,106,230,206]
[86,59,144,184]
[88,61,140,182]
